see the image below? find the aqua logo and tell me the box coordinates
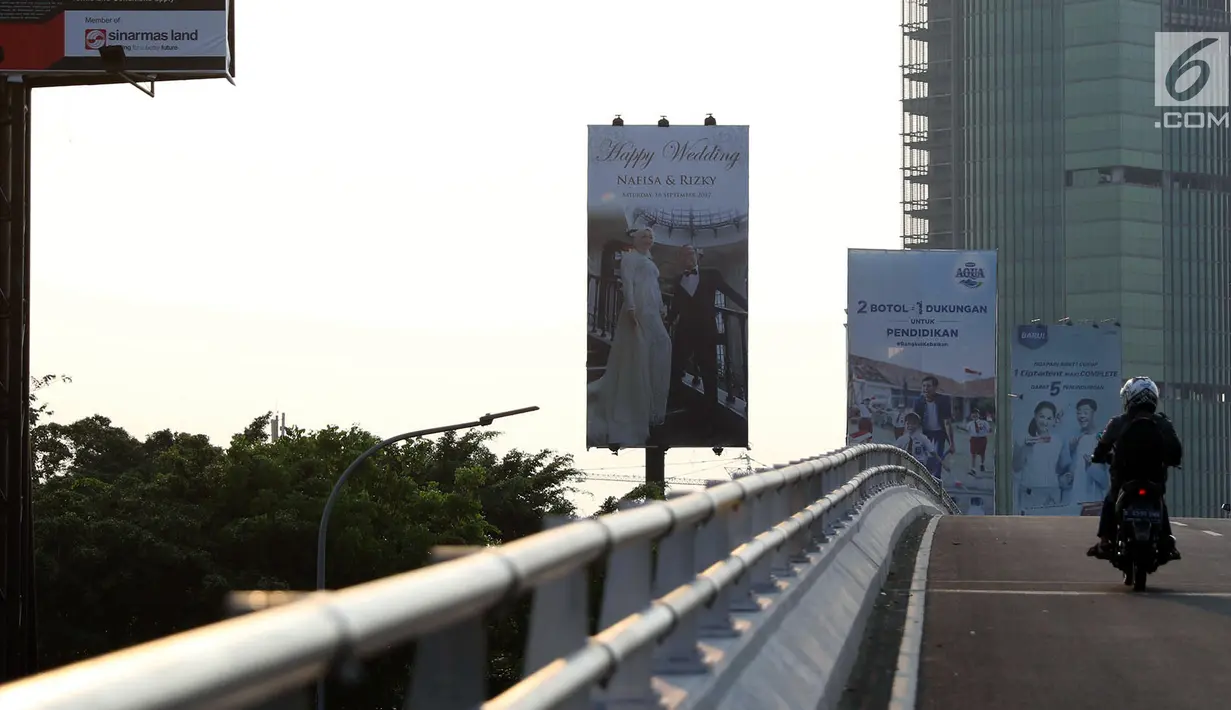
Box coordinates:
[955,261,986,289]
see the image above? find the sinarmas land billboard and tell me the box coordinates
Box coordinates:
[586,124,749,450]
[0,1,233,77]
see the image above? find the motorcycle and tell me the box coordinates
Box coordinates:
[1107,479,1173,591]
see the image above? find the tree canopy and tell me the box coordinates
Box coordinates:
[28,376,584,709]
[595,481,667,515]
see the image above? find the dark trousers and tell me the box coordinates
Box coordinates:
[671,323,719,408]
[1097,477,1174,542]
[923,429,948,458]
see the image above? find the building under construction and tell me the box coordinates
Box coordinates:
[901,0,1231,515]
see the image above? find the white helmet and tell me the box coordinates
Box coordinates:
[1120,376,1160,412]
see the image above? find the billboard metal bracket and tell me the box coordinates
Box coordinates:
[111,72,156,99]
[99,46,156,98]
[118,73,156,98]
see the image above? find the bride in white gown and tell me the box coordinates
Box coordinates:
[587,227,673,447]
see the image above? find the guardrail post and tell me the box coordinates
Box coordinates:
[849,478,865,514]
[840,458,860,521]
[808,470,832,548]
[725,490,760,613]
[796,467,823,554]
[653,491,707,674]
[831,463,849,526]
[522,516,590,710]
[696,481,739,639]
[865,468,879,500]
[822,467,842,537]
[593,500,658,709]
[835,479,852,523]
[770,478,795,578]
[788,471,814,562]
[406,546,489,710]
[749,487,777,593]
[225,592,315,710]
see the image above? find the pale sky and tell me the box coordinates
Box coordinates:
[30,0,904,513]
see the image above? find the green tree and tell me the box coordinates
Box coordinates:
[29,382,583,709]
[30,375,73,477]
[595,480,667,515]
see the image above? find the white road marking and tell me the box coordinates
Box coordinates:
[931,589,1231,597]
[922,580,1106,586]
[1173,522,1188,527]
[888,515,940,710]
[1202,530,1223,537]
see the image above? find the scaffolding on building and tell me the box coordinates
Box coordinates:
[901,0,957,250]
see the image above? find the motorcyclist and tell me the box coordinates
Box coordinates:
[1085,376,1182,560]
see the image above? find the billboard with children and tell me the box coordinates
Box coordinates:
[1009,323,1123,516]
[846,249,998,514]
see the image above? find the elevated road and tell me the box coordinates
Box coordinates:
[918,516,1231,709]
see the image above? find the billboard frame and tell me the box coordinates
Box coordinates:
[2,1,236,93]
[589,114,741,489]
[1006,320,1123,516]
[0,0,236,683]
[846,247,1000,513]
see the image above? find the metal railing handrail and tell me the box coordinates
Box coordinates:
[485,462,951,709]
[0,443,954,710]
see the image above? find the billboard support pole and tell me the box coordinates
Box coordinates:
[646,447,666,491]
[0,77,35,683]
[0,1,235,683]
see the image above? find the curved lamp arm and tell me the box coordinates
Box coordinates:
[315,407,538,591]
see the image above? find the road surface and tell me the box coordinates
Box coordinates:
[918,515,1231,709]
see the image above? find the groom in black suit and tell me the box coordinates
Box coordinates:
[666,245,748,418]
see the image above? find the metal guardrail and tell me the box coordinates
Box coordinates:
[0,443,957,710]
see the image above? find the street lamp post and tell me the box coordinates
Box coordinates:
[313,405,538,710]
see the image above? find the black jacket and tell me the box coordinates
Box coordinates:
[1090,405,1182,481]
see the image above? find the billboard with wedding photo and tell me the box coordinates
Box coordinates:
[1009,323,1122,516]
[586,123,749,450]
[846,249,998,514]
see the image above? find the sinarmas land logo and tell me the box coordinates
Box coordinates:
[1155,32,1230,129]
[85,28,107,51]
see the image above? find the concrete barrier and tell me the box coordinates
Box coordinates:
[670,484,944,710]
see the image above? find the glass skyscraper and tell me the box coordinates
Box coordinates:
[902,0,1231,515]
